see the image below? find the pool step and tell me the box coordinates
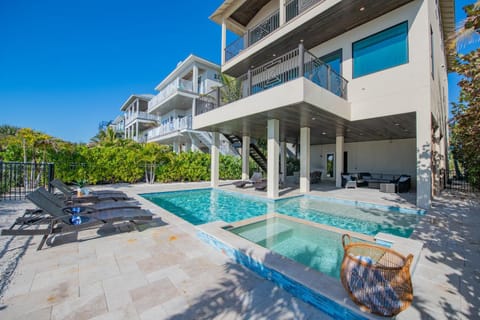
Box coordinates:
[237,222,294,246]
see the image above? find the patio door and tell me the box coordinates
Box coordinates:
[326,153,334,178]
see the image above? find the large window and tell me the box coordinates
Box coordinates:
[352,22,409,78]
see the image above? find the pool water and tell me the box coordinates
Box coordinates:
[141,189,272,225]
[141,188,421,237]
[229,217,369,279]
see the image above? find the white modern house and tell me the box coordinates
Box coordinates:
[193,0,454,209]
[121,94,156,142]
[117,55,237,155]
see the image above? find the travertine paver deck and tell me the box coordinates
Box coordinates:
[0,181,478,319]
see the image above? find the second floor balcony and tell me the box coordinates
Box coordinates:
[147,116,192,141]
[196,44,348,116]
[148,78,195,113]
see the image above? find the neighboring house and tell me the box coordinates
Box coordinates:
[193,0,454,209]
[117,55,237,155]
[109,114,125,138]
[121,94,156,143]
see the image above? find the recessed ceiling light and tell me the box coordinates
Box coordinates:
[394,123,400,126]
[360,7,365,11]
[322,132,326,135]
[273,54,276,57]
[312,117,316,120]
[359,133,364,136]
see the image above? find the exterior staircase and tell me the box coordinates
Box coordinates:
[224,134,267,173]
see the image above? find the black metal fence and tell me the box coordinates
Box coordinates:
[445,170,477,193]
[0,162,55,201]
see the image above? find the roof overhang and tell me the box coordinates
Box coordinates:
[154,55,220,91]
[439,0,456,70]
[120,94,154,111]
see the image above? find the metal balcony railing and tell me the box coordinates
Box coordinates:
[196,43,348,116]
[125,112,160,125]
[225,0,325,62]
[146,116,192,140]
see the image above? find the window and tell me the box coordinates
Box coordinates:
[352,22,409,78]
[430,26,434,79]
[320,49,342,74]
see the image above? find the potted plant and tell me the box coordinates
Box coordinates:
[74,179,88,196]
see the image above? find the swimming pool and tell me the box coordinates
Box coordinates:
[141,188,422,237]
[229,216,372,278]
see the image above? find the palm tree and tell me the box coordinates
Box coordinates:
[448,1,480,53]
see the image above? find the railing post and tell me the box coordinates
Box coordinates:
[247,69,252,96]
[326,65,331,91]
[216,86,221,108]
[298,41,305,77]
[48,163,54,193]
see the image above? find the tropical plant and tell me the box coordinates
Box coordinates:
[220,73,242,103]
[450,2,480,189]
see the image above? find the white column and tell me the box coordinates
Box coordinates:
[221,18,227,65]
[335,135,344,188]
[416,109,432,209]
[242,135,250,180]
[136,122,139,141]
[267,119,280,198]
[300,127,310,193]
[279,0,286,26]
[280,141,286,185]
[211,132,220,187]
[192,64,199,93]
[184,141,191,152]
[173,141,180,153]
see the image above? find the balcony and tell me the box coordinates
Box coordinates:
[147,116,192,141]
[148,78,195,113]
[196,45,347,116]
[221,0,415,76]
[125,112,160,125]
[225,0,323,62]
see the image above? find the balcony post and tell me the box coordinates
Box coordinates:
[279,0,286,26]
[221,18,227,65]
[298,42,305,77]
[193,64,199,93]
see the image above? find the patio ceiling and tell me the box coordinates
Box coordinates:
[203,105,416,145]
[225,0,415,76]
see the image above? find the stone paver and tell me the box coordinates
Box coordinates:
[0,181,478,319]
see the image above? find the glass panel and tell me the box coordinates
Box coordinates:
[326,153,335,178]
[353,22,408,78]
[320,50,342,74]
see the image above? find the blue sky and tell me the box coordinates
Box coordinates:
[0,0,477,143]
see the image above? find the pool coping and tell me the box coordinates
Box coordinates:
[196,213,424,320]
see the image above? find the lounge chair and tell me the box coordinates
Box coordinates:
[253,180,267,191]
[37,187,141,211]
[233,172,263,188]
[1,189,153,250]
[50,179,131,202]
